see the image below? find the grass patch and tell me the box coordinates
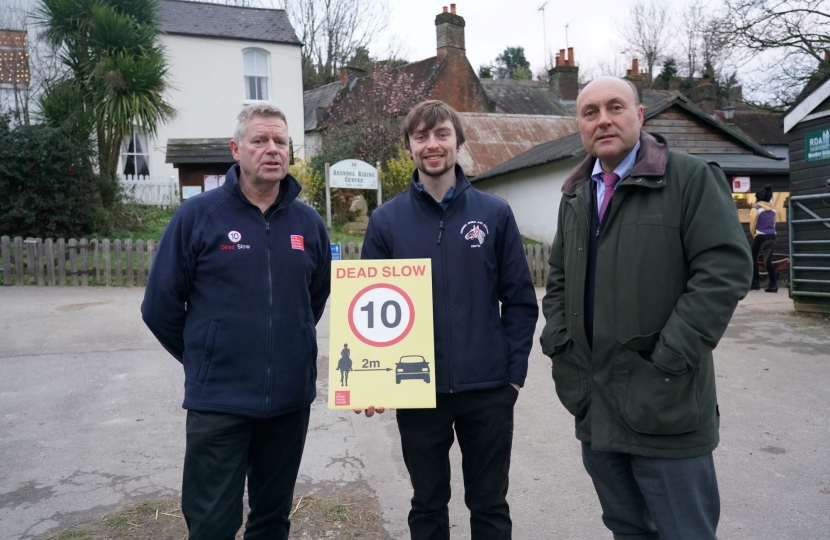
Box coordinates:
[522,235,544,246]
[104,204,175,242]
[46,531,93,540]
[328,223,365,247]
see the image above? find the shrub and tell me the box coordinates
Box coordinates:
[381,146,414,202]
[0,117,99,238]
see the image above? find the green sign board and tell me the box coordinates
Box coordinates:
[806,128,830,162]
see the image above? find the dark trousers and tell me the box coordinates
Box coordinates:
[182,406,311,540]
[751,234,777,289]
[396,385,519,540]
[581,443,720,540]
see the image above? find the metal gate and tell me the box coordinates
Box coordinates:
[788,192,830,299]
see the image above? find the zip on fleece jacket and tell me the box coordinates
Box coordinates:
[360,165,538,393]
[141,164,331,418]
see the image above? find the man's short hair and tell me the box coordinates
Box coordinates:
[234,103,288,143]
[401,100,466,150]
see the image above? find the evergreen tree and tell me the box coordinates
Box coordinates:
[494,47,532,80]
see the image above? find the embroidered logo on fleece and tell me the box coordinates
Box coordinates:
[291,235,305,250]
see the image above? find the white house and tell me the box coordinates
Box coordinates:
[129,0,304,200]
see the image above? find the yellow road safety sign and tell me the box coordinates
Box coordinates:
[328,259,436,410]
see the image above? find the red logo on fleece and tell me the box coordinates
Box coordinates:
[291,235,304,250]
[335,391,350,406]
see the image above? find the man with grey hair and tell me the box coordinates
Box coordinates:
[142,104,331,540]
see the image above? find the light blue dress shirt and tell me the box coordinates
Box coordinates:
[591,140,641,209]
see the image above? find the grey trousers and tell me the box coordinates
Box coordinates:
[581,442,720,540]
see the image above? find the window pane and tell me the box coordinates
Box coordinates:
[246,76,255,100]
[257,77,268,100]
[135,154,150,176]
[243,50,255,75]
[124,155,136,176]
[255,51,268,76]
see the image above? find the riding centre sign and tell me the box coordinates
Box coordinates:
[329,160,379,189]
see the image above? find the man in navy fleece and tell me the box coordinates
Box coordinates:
[358,100,538,540]
[142,104,330,540]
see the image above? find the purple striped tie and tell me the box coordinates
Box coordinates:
[599,172,620,222]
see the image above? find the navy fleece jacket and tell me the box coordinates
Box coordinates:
[361,165,538,392]
[141,164,331,418]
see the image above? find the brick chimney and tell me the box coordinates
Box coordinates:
[691,82,717,116]
[436,4,465,59]
[339,66,368,86]
[624,58,644,104]
[548,47,579,101]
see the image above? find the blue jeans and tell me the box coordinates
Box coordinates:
[581,443,720,540]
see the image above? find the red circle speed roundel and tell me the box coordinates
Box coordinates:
[348,283,416,347]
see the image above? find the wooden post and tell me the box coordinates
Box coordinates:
[80,238,88,287]
[35,239,44,286]
[103,239,111,287]
[125,239,134,287]
[147,239,155,276]
[1,236,11,286]
[136,240,145,286]
[14,237,24,286]
[376,161,383,206]
[114,239,123,287]
[325,162,332,228]
[347,241,355,260]
[57,238,66,286]
[358,241,363,259]
[24,238,38,285]
[534,244,542,287]
[45,239,55,286]
[68,238,78,286]
[525,244,533,281]
[93,239,100,283]
[542,243,551,286]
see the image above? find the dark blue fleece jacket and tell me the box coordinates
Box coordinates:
[141,164,331,418]
[361,165,538,392]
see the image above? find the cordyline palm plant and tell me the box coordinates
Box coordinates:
[37,0,174,208]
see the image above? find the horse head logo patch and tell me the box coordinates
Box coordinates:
[461,221,489,247]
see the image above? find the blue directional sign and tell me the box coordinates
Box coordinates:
[331,243,342,261]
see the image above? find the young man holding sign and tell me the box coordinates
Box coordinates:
[359,100,538,540]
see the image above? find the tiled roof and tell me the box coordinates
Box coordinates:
[158,0,300,45]
[715,111,788,146]
[323,58,442,125]
[457,113,577,177]
[480,79,575,115]
[304,81,341,131]
[166,138,233,164]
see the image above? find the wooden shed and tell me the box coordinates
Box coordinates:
[783,72,830,314]
[166,139,236,203]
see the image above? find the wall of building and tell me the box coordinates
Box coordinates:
[147,34,304,181]
[473,159,576,243]
[787,101,830,311]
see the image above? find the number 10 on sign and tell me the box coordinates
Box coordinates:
[328,259,435,410]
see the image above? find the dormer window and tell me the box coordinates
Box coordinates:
[243,48,270,101]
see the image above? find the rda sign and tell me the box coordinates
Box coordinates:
[806,128,830,162]
[329,160,378,189]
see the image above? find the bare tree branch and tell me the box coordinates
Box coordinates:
[619,0,672,87]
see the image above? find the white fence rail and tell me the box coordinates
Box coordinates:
[119,174,178,208]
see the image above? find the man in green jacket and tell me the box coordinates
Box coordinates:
[541,76,752,540]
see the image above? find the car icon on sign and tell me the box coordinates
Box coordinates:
[395,355,430,384]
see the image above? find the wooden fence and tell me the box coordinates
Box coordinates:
[0,237,551,288]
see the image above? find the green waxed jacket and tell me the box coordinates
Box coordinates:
[540,132,752,458]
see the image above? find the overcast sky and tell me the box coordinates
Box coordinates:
[384,0,651,78]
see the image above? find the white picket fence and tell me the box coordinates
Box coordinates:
[120,174,178,208]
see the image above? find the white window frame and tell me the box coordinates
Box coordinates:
[120,128,151,177]
[243,48,270,103]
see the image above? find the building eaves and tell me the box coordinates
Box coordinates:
[158,0,300,46]
[166,138,233,164]
[696,153,790,174]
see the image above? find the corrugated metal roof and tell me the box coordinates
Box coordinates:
[158,0,300,45]
[458,113,577,177]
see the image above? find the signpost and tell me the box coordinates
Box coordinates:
[328,259,435,410]
[331,243,342,261]
[325,159,383,227]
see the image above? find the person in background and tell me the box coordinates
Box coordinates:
[750,184,778,292]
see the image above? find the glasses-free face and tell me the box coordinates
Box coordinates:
[576,78,644,171]
[407,119,461,179]
[230,116,290,185]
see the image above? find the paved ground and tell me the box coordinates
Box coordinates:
[0,287,828,539]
